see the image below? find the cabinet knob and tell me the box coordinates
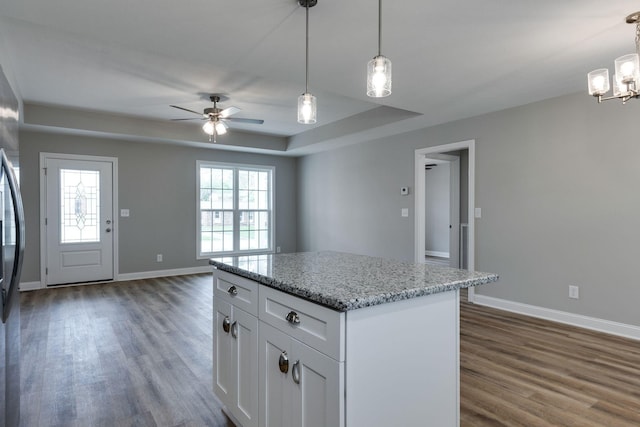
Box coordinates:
[228,286,238,296]
[292,360,301,385]
[285,311,301,325]
[222,316,231,333]
[231,321,238,339]
[279,351,289,374]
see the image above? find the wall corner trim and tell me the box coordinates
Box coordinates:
[474,295,640,341]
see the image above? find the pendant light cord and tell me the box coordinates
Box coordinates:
[305,2,310,94]
[378,0,382,56]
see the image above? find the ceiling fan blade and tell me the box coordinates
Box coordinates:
[170,105,204,116]
[220,106,241,118]
[171,118,204,121]
[225,117,264,125]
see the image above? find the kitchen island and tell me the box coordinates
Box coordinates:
[210,251,498,427]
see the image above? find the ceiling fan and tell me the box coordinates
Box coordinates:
[170,95,264,142]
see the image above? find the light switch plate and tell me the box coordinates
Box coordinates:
[401,208,409,217]
[474,207,482,218]
[121,209,130,217]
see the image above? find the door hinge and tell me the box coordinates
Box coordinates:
[43,167,47,175]
[45,267,48,275]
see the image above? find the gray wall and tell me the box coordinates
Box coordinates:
[425,163,449,254]
[297,91,640,327]
[20,130,297,282]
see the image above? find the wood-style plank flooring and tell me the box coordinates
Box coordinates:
[460,299,640,426]
[20,274,230,427]
[19,274,640,426]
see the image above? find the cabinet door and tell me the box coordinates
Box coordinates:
[232,307,259,427]
[214,299,234,407]
[259,323,293,427]
[291,340,343,427]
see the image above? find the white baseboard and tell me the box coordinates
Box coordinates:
[19,281,43,292]
[19,266,213,292]
[425,250,450,258]
[474,294,640,342]
[117,266,212,281]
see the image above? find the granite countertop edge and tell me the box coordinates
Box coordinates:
[209,259,499,312]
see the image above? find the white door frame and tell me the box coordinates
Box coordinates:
[39,152,119,289]
[423,154,460,268]
[415,140,476,302]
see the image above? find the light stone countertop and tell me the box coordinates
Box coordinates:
[209,251,499,312]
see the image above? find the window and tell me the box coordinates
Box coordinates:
[197,161,274,257]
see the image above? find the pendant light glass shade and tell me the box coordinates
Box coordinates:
[297,92,317,124]
[367,55,392,97]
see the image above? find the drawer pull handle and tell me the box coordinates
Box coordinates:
[231,321,238,339]
[279,351,289,374]
[286,311,301,325]
[228,285,238,296]
[292,360,301,385]
[222,316,231,334]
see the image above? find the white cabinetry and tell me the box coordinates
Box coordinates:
[213,268,460,427]
[259,308,343,427]
[213,271,259,427]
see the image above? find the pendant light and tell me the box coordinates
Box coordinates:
[367,0,392,98]
[298,0,317,124]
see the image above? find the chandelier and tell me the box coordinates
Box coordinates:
[587,12,640,104]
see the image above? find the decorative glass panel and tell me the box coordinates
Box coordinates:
[60,169,100,243]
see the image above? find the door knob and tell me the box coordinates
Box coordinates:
[105,228,112,233]
[228,286,238,296]
[106,219,112,224]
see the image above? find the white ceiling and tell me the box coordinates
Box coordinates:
[0,0,637,153]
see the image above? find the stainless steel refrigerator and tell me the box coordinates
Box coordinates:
[0,65,23,427]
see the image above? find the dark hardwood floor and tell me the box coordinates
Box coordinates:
[19,275,640,426]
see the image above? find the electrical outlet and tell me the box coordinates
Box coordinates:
[156,254,163,262]
[276,246,281,253]
[569,285,579,299]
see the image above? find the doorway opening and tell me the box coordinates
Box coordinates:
[39,153,119,288]
[415,140,476,301]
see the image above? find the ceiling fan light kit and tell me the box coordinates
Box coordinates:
[170,95,264,143]
[367,0,392,97]
[587,11,640,104]
[297,0,317,124]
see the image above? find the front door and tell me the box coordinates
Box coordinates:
[44,157,114,285]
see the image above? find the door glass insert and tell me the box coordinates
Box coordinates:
[60,169,100,243]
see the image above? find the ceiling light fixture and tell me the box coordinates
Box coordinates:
[587,12,640,104]
[298,0,317,124]
[202,118,227,143]
[367,0,391,98]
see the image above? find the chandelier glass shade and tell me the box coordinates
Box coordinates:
[587,12,640,104]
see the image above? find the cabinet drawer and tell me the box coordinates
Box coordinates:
[213,269,259,316]
[259,286,345,361]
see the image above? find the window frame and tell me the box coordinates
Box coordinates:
[196,160,275,258]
